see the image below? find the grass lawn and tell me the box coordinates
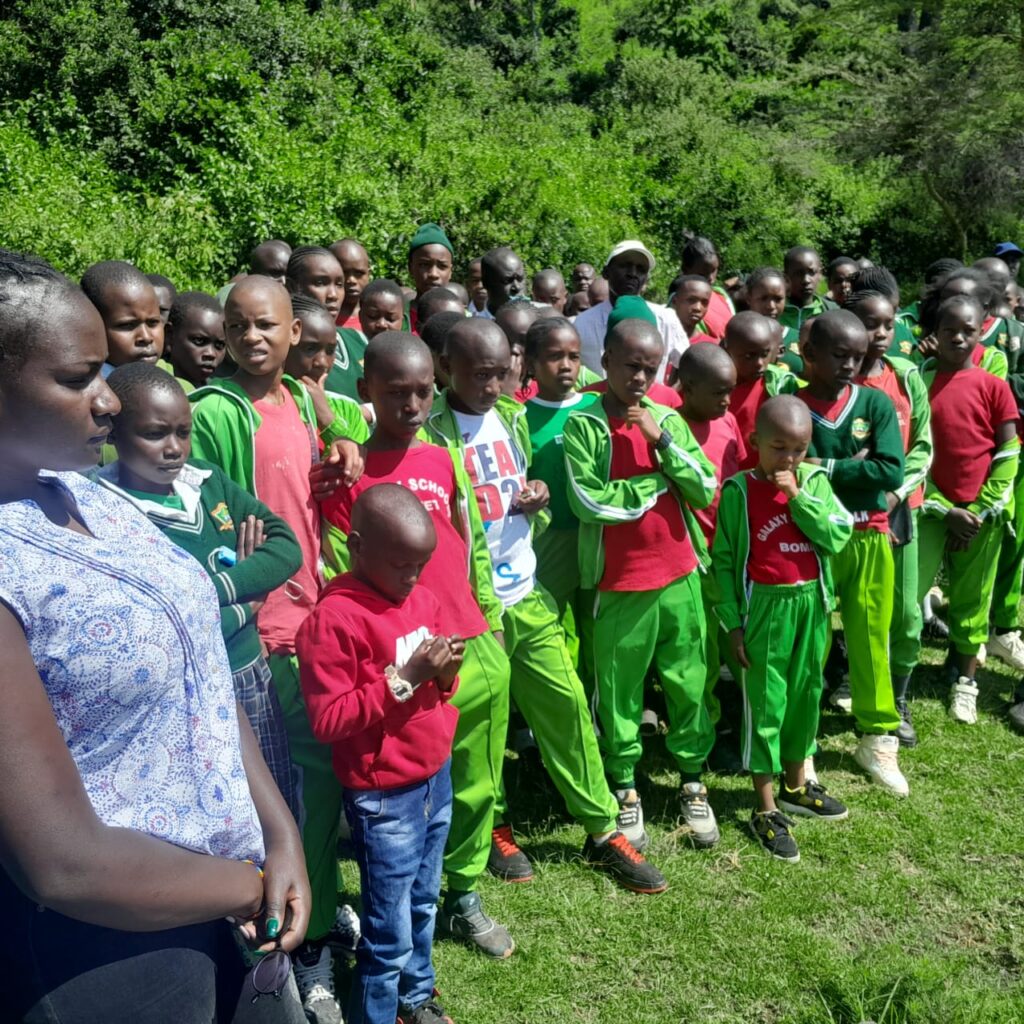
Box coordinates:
[338,634,1024,1024]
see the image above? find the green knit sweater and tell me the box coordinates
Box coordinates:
[798,383,905,516]
[98,459,302,672]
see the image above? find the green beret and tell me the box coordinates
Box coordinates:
[604,295,657,343]
[408,223,454,258]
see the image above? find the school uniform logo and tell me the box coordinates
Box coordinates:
[851,417,871,442]
[211,502,234,531]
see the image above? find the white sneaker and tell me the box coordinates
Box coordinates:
[829,678,853,714]
[679,781,720,847]
[803,756,819,785]
[988,630,1024,672]
[614,788,650,852]
[978,643,987,666]
[853,734,909,796]
[949,677,979,724]
[293,943,343,1024]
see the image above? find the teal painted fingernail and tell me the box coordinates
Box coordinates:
[266,918,280,938]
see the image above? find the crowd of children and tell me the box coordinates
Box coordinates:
[6,227,1024,1024]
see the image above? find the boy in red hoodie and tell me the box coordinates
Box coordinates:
[298,484,464,1024]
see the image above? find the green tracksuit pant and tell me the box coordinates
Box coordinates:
[592,571,712,785]
[991,464,1024,630]
[701,585,743,727]
[268,652,343,942]
[918,516,1005,656]
[890,509,923,677]
[831,530,900,735]
[496,585,618,835]
[444,630,511,892]
[740,581,827,775]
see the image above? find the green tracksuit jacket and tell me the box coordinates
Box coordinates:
[711,464,854,633]
[188,376,320,495]
[561,397,718,591]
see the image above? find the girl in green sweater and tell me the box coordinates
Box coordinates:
[99,362,303,821]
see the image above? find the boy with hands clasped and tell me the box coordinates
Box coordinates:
[713,397,854,862]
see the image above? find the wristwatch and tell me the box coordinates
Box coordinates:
[655,429,671,451]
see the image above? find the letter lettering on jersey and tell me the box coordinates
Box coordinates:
[492,439,518,478]
[395,626,431,669]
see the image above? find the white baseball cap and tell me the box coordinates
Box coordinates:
[603,240,656,274]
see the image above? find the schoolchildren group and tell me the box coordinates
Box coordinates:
[3,226,1024,1024]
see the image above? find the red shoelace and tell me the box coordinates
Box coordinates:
[607,832,644,863]
[492,824,523,857]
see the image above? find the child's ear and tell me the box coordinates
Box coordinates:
[348,530,362,562]
[748,431,759,452]
[601,351,609,374]
[290,317,302,347]
[356,377,370,403]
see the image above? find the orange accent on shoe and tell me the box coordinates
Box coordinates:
[607,832,645,864]
[492,824,523,858]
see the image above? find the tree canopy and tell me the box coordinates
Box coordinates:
[1,0,1022,294]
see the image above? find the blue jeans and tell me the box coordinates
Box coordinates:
[344,761,453,1024]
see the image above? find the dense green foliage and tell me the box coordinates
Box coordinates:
[2,0,1023,294]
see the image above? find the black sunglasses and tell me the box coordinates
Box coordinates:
[247,949,292,1003]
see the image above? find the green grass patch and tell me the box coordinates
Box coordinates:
[338,636,1024,1022]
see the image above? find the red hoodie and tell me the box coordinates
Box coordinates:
[296,574,459,791]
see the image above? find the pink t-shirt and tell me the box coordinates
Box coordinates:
[319,445,489,639]
[253,393,321,653]
[685,412,746,546]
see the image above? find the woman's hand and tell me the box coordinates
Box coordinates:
[254,843,311,953]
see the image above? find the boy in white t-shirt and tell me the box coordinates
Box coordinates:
[425,317,668,897]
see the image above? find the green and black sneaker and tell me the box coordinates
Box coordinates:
[777,780,849,821]
[749,810,800,863]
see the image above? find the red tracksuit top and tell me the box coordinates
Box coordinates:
[296,574,459,791]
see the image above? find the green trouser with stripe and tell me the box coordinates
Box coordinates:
[991,463,1024,630]
[268,653,343,942]
[495,585,618,834]
[918,516,1004,656]
[593,571,713,785]
[831,530,900,735]
[890,509,923,677]
[740,582,827,775]
[443,630,511,892]
[701,583,743,727]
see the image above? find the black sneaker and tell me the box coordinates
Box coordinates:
[582,832,668,894]
[777,780,849,821]
[398,998,453,1024]
[749,810,800,862]
[487,824,534,882]
[895,698,918,747]
[437,891,514,959]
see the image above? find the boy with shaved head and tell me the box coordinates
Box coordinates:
[563,318,720,851]
[298,483,463,1024]
[532,268,568,313]
[477,247,528,319]
[316,331,517,960]
[329,237,371,330]
[713,396,853,861]
[189,275,346,1022]
[249,238,292,284]
[426,316,669,899]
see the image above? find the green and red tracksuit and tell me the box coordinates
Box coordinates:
[796,384,905,735]
[425,392,618,835]
[856,356,932,678]
[191,377,344,941]
[562,397,719,785]
[712,465,853,773]
[918,365,1021,657]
